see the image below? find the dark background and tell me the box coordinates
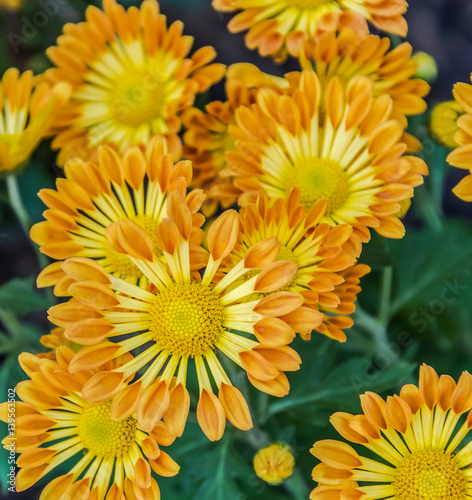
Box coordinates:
[0,0,471,498]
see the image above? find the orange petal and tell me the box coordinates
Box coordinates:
[280,306,324,334]
[196,388,226,441]
[65,318,113,345]
[360,392,387,429]
[150,450,180,478]
[167,190,192,240]
[156,218,180,255]
[399,384,422,414]
[16,464,48,491]
[81,371,125,402]
[110,382,142,421]
[385,395,411,433]
[329,412,368,445]
[247,372,289,397]
[218,383,253,431]
[239,350,280,381]
[253,317,295,347]
[163,383,190,437]
[69,343,120,372]
[39,474,74,500]
[136,381,170,432]
[244,237,280,269]
[207,210,239,261]
[69,281,119,310]
[253,346,301,372]
[310,440,362,469]
[62,257,111,284]
[135,458,152,489]
[419,363,438,410]
[17,448,56,468]
[107,219,154,262]
[437,375,456,412]
[254,292,303,317]
[451,371,472,414]
[254,261,297,293]
[141,437,160,461]
[123,146,147,191]
[104,483,126,500]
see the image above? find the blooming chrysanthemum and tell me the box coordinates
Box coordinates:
[224,189,369,341]
[48,198,318,441]
[212,0,408,62]
[310,364,472,499]
[0,68,69,173]
[31,137,205,292]
[430,101,463,149]
[447,74,472,201]
[44,0,225,165]
[293,29,430,127]
[226,70,428,249]
[182,73,286,216]
[0,347,179,499]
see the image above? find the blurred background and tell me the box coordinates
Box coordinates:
[0,1,471,498]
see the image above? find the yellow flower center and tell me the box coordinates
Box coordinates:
[277,245,297,264]
[394,450,466,500]
[150,282,225,358]
[109,69,166,128]
[286,0,335,9]
[77,400,137,457]
[289,158,349,215]
[106,215,161,280]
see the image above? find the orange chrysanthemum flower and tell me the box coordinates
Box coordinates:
[213,0,408,62]
[226,70,428,251]
[0,69,69,173]
[182,72,286,216]
[0,348,179,499]
[48,200,318,442]
[224,189,369,341]
[31,137,205,292]
[44,0,225,165]
[447,74,472,202]
[310,364,472,499]
[293,29,429,128]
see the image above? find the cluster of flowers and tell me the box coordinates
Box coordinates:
[0,0,471,498]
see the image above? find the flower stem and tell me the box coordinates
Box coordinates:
[6,174,49,272]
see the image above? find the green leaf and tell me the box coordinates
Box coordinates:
[266,357,415,418]
[0,277,52,316]
[389,219,472,316]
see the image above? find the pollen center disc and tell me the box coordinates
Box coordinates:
[288,157,349,215]
[109,69,166,128]
[151,282,225,358]
[394,450,466,500]
[78,400,137,457]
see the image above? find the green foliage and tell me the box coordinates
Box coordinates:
[0,277,52,316]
